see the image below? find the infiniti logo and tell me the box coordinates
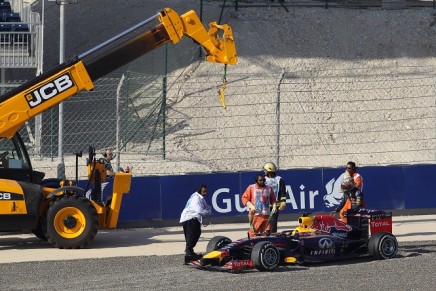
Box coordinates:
[318,238,333,249]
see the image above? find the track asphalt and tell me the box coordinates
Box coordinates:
[1,214,435,264]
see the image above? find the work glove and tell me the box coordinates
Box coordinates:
[272,203,277,213]
[278,202,286,211]
[246,201,256,212]
[330,211,337,217]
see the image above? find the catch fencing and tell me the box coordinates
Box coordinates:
[227,0,436,10]
[14,61,436,179]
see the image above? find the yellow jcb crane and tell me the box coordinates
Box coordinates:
[0,8,237,248]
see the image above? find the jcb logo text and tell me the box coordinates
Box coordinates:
[26,73,74,108]
[0,193,11,199]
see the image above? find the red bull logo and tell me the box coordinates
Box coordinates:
[312,215,352,233]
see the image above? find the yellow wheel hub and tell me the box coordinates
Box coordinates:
[54,207,86,238]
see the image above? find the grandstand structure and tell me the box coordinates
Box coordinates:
[0,0,41,82]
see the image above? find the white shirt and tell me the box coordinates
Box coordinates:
[180,192,211,224]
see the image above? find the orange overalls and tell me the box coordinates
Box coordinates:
[338,188,364,223]
[241,184,276,237]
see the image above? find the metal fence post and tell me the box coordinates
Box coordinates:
[57,3,66,180]
[115,74,125,171]
[276,69,285,169]
[162,45,168,160]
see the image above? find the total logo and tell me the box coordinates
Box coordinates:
[371,221,391,227]
[231,260,252,268]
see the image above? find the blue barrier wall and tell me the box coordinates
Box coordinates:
[97,164,436,223]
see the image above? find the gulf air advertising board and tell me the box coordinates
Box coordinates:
[109,164,435,222]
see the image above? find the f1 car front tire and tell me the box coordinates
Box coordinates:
[368,232,398,259]
[251,241,280,271]
[206,236,232,253]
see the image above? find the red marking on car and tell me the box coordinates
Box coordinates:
[370,217,392,234]
[275,242,286,247]
[371,221,390,227]
[220,250,230,257]
[223,260,253,270]
[333,220,353,232]
[190,260,202,266]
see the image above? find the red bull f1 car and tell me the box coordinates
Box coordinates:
[189,209,397,271]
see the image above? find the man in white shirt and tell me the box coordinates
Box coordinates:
[180,185,211,264]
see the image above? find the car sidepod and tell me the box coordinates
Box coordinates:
[298,234,338,262]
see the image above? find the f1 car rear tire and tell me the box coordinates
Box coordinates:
[251,241,280,271]
[206,236,232,253]
[368,232,398,259]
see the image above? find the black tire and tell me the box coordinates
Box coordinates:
[251,241,280,271]
[367,232,379,255]
[43,195,99,249]
[368,232,398,259]
[31,219,47,241]
[206,236,232,253]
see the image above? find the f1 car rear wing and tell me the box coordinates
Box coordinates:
[349,209,393,234]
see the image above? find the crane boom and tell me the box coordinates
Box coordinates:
[0,8,237,139]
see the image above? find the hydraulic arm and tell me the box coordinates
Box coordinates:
[0,8,237,139]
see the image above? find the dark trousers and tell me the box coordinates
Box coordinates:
[269,209,280,233]
[182,218,201,255]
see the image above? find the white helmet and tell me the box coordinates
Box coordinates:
[341,177,355,190]
[263,162,277,172]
